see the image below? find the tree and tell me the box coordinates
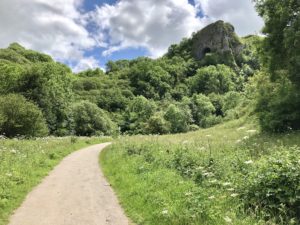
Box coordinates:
[127,58,171,99]
[254,0,300,131]
[164,104,192,133]
[189,94,217,128]
[0,61,24,94]
[146,112,170,134]
[72,101,116,136]
[122,96,157,134]
[18,62,74,135]
[188,65,237,95]
[0,94,48,137]
[254,0,300,85]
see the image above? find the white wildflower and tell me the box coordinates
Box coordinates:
[244,160,254,165]
[182,140,189,145]
[230,193,239,197]
[162,209,168,215]
[185,192,192,196]
[235,139,242,144]
[209,179,218,184]
[227,188,235,192]
[242,136,249,140]
[222,182,231,187]
[10,149,17,154]
[224,216,232,223]
[208,195,215,200]
[199,147,206,151]
[246,130,257,134]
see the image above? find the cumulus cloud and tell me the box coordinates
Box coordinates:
[91,0,204,57]
[0,0,96,70]
[0,0,264,70]
[72,56,100,73]
[195,0,264,36]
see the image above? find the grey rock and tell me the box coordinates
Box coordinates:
[192,20,243,63]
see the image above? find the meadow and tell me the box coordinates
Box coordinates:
[101,118,300,225]
[0,136,111,225]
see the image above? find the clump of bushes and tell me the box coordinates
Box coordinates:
[71,101,117,136]
[0,94,48,137]
[238,146,300,223]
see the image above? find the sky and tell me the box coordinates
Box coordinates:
[0,0,264,72]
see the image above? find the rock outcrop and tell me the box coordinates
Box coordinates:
[191,20,243,62]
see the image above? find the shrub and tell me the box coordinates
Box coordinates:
[238,147,300,223]
[146,112,170,134]
[164,104,192,133]
[122,96,157,134]
[0,94,48,137]
[72,101,116,136]
[188,65,237,95]
[255,72,300,132]
[190,94,216,128]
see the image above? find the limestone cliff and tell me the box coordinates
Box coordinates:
[191,20,243,63]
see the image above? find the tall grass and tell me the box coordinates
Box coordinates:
[0,136,111,225]
[101,118,300,224]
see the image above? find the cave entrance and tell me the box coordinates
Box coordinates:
[203,47,211,56]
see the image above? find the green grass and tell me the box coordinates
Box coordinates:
[0,136,111,225]
[100,118,300,225]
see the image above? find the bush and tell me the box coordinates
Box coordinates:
[190,94,216,128]
[238,147,300,223]
[72,101,116,136]
[122,96,157,134]
[0,94,48,137]
[164,104,192,133]
[255,72,300,132]
[146,112,170,134]
[188,65,237,95]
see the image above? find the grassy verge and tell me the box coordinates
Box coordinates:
[100,119,300,224]
[0,136,111,225]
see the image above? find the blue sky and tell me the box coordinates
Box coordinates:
[80,0,202,69]
[0,0,264,72]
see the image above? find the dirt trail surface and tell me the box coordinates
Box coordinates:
[9,143,129,225]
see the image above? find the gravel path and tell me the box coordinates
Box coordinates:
[9,143,129,225]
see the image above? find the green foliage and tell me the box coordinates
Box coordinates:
[189,94,217,128]
[188,65,237,95]
[146,112,170,135]
[0,94,48,137]
[239,146,300,223]
[254,0,300,85]
[18,62,74,135]
[72,101,116,136]
[123,96,157,134]
[164,104,192,133]
[0,61,24,94]
[253,0,300,132]
[255,72,300,132]
[77,68,105,77]
[73,75,132,112]
[127,58,172,99]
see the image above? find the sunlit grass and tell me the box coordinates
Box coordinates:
[101,118,300,224]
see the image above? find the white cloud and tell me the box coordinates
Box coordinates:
[0,0,96,71]
[0,0,264,70]
[195,0,264,36]
[72,56,100,73]
[91,0,204,57]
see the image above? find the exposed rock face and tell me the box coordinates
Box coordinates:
[192,20,243,62]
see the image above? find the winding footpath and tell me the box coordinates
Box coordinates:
[9,143,129,225]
